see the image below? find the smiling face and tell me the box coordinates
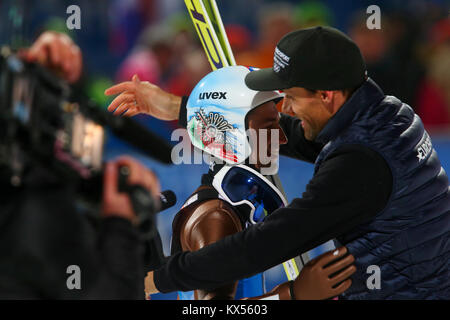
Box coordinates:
[246,101,287,172]
[282,87,348,141]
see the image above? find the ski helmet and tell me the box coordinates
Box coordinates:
[186,66,283,164]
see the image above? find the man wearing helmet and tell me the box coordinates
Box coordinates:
[165,66,355,300]
[106,27,449,300]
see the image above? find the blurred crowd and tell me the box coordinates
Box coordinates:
[1,0,449,132]
[113,0,450,132]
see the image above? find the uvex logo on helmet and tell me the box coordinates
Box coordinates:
[199,91,227,100]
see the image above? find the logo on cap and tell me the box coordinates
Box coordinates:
[273,47,290,73]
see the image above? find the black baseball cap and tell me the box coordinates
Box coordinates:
[245,26,367,91]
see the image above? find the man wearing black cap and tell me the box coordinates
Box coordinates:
[107,26,449,299]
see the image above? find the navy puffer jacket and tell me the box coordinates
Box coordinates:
[315,79,450,299]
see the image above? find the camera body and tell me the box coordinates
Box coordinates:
[0,47,104,189]
[0,47,172,200]
[0,48,171,269]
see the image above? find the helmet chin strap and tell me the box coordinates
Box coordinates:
[201,157,226,186]
[197,158,252,225]
[243,128,280,176]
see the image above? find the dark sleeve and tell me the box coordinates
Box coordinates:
[178,96,189,128]
[154,145,392,292]
[0,185,145,299]
[279,113,324,163]
[60,214,146,299]
[87,217,145,299]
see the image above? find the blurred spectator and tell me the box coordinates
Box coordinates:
[349,11,425,107]
[225,24,253,57]
[115,23,174,85]
[116,13,209,97]
[165,46,210,96]
[236,2,295,68]
[163,14,210,95]
[108,0,157,55]
[293,0,334,29]
[415,18,450,130]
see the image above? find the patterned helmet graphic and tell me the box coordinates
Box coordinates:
[187,66,284,164]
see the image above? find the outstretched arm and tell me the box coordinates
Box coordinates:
[105,79,322,162]
[104,75,181,119]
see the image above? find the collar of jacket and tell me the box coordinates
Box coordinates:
[315,78,385,144]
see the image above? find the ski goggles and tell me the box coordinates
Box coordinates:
[212,164,288,224]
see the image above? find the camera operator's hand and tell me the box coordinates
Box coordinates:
[104,74,181,120]
[102,157,161,223]
[19,31,82,84]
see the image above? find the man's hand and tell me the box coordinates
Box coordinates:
[243,247,355,300]
[294,246,356,299]
[144,271,159,297]
[104,74,181,119]
[20,31,82,83]
[102,156,161,223]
